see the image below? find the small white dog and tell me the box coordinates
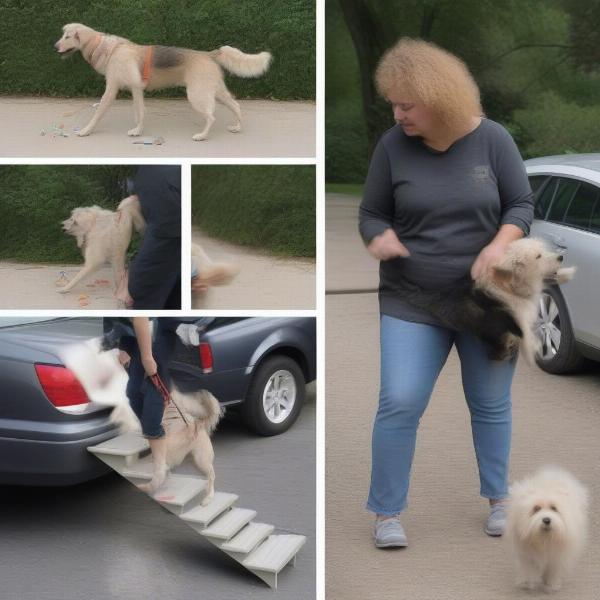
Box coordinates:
[506,466,588,592]
[60,195,145,293]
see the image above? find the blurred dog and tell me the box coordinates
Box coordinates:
[191,242,239,308]
[506,466,588,592]
[61,336,223,505]
[404,238,575,362]
[54,23,272,140]
[59,195,145,294]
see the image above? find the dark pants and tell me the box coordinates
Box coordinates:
[123,326,177,439]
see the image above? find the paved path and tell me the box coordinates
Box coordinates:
[192,230,315,310]
[0,261,118,309]
[326,193,600,599]
[0,97,315,158]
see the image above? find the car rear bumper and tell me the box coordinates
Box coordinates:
[0,416,119,486]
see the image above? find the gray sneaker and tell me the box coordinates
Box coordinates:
[485,502,507,536]
[373,516,408,548]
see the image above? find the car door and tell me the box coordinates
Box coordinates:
[531,176,600,348]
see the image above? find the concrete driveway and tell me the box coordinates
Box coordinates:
[326,193,600,599]
[0,383,316,600]
[0,97,315,158]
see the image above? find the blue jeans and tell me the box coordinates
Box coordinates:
[123,325,177,439]
[367,315,516,516]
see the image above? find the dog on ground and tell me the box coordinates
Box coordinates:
[403,238,575,362]
[60,336,223,505]
[54,23,272,140]
[506,466,588,592]
[59,195,145,294]
[191,241,239,307]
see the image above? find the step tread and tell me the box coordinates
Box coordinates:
[221,522,275,554]
[243,534,306,573]
[180,492,239,527]
[151,475,207,507]
[201,508,257,540]
[121,455,156,479]
[87,432,148,456]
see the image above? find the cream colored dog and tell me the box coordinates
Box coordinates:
[59,195,145,293]
[506,466,588,592]
[54,23,272,140]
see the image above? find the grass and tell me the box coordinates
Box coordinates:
[325,183,364,197]
[192,165,315,258]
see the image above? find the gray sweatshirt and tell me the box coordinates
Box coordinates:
[359,118,534,324]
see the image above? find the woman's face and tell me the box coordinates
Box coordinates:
[389,97,437,138]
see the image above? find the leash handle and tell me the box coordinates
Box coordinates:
[149,373,171,406]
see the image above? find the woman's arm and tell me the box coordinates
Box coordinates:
[132,317,157,376]
[359,139,410,260]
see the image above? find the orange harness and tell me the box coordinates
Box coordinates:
[141,45,154,88]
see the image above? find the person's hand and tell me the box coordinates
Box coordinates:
[471,241,509,280]
[118,350,131,368]
[367,228,411,261]
[141,354,158,377]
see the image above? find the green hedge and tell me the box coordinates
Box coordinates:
[191,165,315,258]
[0,0,315,100]
[0,165,137,262]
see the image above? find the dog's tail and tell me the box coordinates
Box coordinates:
[171,387,224,435]
[210,45,272,78]
[117,195,146,234]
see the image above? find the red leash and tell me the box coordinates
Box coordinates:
[149,373,188,424]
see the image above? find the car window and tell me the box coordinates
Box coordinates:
[534,177,557,220]
[528,175,548,194]
[563,181,600,231]
[590,199,600,234]
[546,178,580,223]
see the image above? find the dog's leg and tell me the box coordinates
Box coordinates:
[128,86,145,137]
[57,260,104,293]
[191,446,215,506]
[216,86,242,133]
[138,437,169,494]
[187,86,216,141]
[78,82,119,136]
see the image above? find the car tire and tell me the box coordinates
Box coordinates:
[242,355,305,436]
[535,286,588,374]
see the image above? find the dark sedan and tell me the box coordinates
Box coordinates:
[0,317,316,486]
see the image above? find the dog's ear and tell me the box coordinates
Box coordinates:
[491,265,513,285]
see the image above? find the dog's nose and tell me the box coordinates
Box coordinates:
[557,254,564,262]
[54,42,60,50]
[542,517,551,525]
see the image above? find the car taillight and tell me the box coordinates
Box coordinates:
[35,364,90,407]
[198,343,213,374]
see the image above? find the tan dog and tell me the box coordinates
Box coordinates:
[54,23,272,140]
[59,195,145,293]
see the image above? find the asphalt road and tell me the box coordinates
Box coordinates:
[326,193,600,599]
[0,97,315,158]
[0,383,315,600]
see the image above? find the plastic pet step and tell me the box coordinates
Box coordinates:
[201,508,256,541]
[87,432,148,471]
[180,492,239,530]
[151,474,208,515]
[221,522,275,555]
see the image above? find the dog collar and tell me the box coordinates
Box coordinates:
[84,34,123,71]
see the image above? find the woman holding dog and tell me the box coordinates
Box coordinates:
[359,38,534,547]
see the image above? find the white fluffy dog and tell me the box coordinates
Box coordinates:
[61,337,223,505]
[60,195,145,293]
[506,466,588,592]
[191,242,239,308]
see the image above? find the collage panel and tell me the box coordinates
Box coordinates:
[326,2,600,599]
[191,165,316,310]
[0,315,315,597]
[0,164,181,310]
[0,1,315,159]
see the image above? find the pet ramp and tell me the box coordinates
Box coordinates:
[88,433,306,589]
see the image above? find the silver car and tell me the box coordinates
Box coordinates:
[525,154,600,373]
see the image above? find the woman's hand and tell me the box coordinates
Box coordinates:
[118,350,131,368]
[141,354,158,377]
[367,228,411,261]
[471,241,508,280]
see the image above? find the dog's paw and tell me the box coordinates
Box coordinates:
[137,481,156,494]
[517,579,539,591]
[76,128,92,137]
[227,124,241,133]
[127,126,143,137]
[192,133,208,141]
[56,288,70,294]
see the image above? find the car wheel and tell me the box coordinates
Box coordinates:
[534,286,587,374]
[242,355,305,436]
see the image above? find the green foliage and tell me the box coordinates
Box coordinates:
[0,165,137,263]
[327,0,600,183]
[0,0,315,100]
[191,166,315,258]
